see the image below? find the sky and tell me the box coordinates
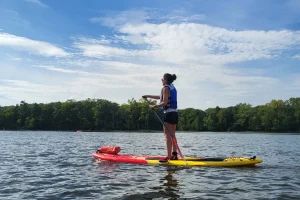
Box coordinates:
[0,0,300,110]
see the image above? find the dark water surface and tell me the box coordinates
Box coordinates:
[1,131,300,200]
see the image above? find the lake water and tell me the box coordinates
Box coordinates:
[1,131,300,200]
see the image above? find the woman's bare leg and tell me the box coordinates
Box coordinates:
[170,124,177,153]
[164,123,177,158]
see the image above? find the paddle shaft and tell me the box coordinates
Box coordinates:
[144,98,187,165]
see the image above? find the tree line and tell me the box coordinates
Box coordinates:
[0,97,299,132]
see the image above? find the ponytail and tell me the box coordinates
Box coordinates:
[164,73,177,84]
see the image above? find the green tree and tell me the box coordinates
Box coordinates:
[203,107,219,131]
[93,99,119,130]
[178,108,206,131]
[0,97,300,132]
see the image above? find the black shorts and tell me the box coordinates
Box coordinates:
[163,112,178,124]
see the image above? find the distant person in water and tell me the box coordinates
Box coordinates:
[143,73,178,162]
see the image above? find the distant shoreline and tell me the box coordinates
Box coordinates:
[1,98,300,133]
[1,130,299,134]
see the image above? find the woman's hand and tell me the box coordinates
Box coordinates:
[149,105,156,109]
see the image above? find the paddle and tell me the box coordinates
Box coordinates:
[143,98,188,166]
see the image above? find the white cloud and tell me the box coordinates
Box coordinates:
[0,32,69,57]
[73,18,300,108]
[35,64,157,87]
[24,0,48,8]
[76,21,300,81]
[90,10,148,28]
[118,23,300,64]
[6,54,22,61]
[0,79,68,104]
[74,42,132,58]
[36,65,95,76]
[160,9,206,23]
[293,54,300,59]
[78,22,300,66]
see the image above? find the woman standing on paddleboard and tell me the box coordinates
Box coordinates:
[143,73,178,162]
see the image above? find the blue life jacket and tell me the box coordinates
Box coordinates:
[160,84,177,110]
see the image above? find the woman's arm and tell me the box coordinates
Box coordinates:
[142,95,160,99]
[151,87,169,108]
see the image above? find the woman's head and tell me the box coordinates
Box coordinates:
[162,73,177,85]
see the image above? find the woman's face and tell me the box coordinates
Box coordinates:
[161,76,167,86]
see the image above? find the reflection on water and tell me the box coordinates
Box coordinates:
[158,167,181,199]
[95,159,118,172]
[119,166,182,200]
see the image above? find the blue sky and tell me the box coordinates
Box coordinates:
[0,0,300,109]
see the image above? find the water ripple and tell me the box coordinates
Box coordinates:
[0,131,300,199]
